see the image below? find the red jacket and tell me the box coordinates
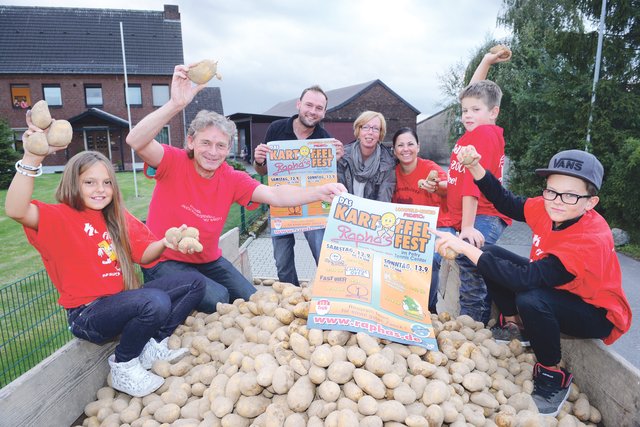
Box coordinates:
[525,197,632,344]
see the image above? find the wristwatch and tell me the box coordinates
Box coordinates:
[254,159,266,167]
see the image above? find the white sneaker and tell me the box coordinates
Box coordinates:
[108,355,164,397]
[139,337,189,369]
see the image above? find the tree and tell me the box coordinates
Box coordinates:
[0,118,20,189]
[441,0,640,238]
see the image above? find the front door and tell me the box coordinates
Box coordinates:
[84,128,112,160]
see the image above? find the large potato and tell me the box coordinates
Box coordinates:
[47,120,73,147]
[438,246,458,261]
[187,59,222,84]
[490,44,512,60]
[178,237,203,253]
[24,132,49,156]
[30,100,52,129]
[427,170,439,182]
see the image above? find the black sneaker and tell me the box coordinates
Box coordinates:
[490,315,530,346]
[531,363,573,416]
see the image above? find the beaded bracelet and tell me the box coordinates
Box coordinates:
[16,160,42,172]
[15,161,43,177]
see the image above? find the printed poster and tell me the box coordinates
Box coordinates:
[266,139,337,236]
[308,193,439,350]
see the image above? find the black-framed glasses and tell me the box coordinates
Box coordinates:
[542,188,591,205]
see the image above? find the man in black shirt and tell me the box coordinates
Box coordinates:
[253,86,343,286]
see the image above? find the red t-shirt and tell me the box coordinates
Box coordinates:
[24,201,156,308]
[525,197,632,344]
[144,145,261,265]
[392,158,453,227]
[447,125,511,230]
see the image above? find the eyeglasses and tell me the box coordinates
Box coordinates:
[542,189,591,205]
[361,125,381,133]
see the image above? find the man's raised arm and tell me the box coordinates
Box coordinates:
[126,64,205,168]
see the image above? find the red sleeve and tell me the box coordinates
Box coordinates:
[459,133,484,198]
[125,211,158,263]
[460,127,502,198]
[144,144,180,180]
[230,168,262,210]
[23,200,61,259]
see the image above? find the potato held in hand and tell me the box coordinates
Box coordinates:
[489,44,512,60]
[459,146,479,166]
[187,60,222,84]
[47,120,73,147]
[178,237,203,253]
[418,170,440,191]
[165,226,202,252]
[438,246,458,261]
[30,100,53,129]
[182,227,200,240]
[165,227,183,244]
[24,132,49,156]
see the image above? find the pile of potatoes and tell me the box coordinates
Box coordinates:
[76,279,603,427]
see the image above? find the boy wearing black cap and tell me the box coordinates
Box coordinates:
[433,148,632,416]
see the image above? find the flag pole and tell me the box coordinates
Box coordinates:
[585,0,607,152]
[120,21,139,197]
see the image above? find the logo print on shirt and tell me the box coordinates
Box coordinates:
[84,222,97,236]
[532,234,541,248]
[97,240,117,265]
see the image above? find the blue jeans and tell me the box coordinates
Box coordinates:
[66,272,205,363]
[457,215,507,324]
[143,257,256,313]
[272,228,324,286]
[430,226,457,313]
[483,245,613,365]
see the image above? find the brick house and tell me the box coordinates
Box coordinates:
[0,4,192,171]
[231,79,420,161]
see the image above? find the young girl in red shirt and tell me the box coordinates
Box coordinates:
[5,112,205,397]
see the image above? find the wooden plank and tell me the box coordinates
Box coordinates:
[220,226,253,282]
[561,338,640,427]
[0,339,116,427]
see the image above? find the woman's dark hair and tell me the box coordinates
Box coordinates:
[392,127,419,147]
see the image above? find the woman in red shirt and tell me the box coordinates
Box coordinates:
[391,127,455,313]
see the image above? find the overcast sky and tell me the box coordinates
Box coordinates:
[5,0,510,118]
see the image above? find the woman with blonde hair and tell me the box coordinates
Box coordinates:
[337,110,396,201]
[5,112,205,397]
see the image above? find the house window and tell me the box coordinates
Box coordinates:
[125,84,142,106]
[43,85,62,107]
[156,126,170,145]
[152,84,169,107]
[85,85,103,106]
[12,128,27,153]
[11,85,31,109]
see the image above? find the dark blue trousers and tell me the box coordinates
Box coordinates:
[483,245,613,366]
[67,272,205,362]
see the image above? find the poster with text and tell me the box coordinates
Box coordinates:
[308,193,439,350]
[267,139,337,236]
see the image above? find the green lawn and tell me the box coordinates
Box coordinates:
[618,244,640,261]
